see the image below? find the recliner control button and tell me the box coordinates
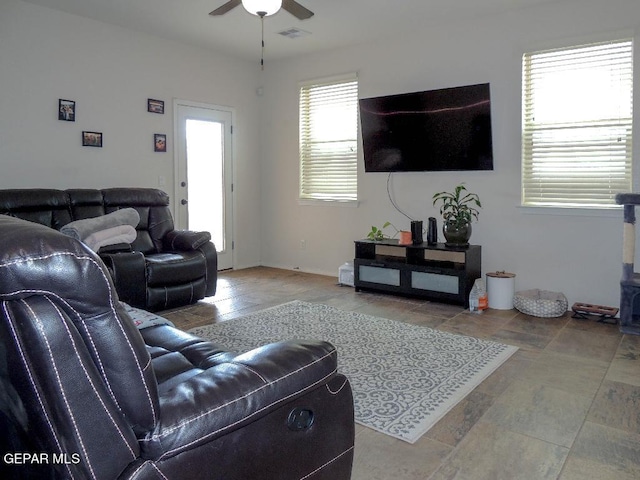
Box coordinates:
[287,408,314,431]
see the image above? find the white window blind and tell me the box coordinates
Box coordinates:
[522,39,633,208]
[299,74,358,202]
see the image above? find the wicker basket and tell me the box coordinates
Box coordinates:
[514,289,568,318]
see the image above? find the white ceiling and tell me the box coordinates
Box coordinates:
[23,0,562,63]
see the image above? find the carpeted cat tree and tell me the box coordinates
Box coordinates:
[616,193,640,335]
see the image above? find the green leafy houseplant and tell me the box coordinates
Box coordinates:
[432,184,481,228]
[432,184,481,246]
[366,222,399,241]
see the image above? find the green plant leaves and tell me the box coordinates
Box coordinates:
[432,183,481,229]
[366,222,399,241]
[367,225,384,241]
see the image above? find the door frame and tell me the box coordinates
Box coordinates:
[173,98,236,269]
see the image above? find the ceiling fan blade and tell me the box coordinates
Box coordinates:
[282,0,314,20]
[209,0,242,16]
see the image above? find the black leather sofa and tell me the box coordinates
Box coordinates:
[0,216,355,479]
[0,188,217,311]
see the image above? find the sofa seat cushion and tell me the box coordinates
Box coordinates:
[141,325,237,395]
[145,251,207,286]
[141,324,237,371]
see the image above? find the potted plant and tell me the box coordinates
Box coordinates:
[432,183,481,247]
[366,222,399,241]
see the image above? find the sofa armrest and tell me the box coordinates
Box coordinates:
[100,251,147,308]
[198,241,217,297]
[140,340,338,460]
[98,242,133,254]
[163,230,212,251]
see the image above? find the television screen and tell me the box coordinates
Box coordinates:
[359,83,493,172]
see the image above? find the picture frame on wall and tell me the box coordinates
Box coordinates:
[147,98,164,114]
[58,99,76,122]
[82,131,102,147]
[154,134,167,152]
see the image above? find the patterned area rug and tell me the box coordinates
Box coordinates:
[189,300,518,444]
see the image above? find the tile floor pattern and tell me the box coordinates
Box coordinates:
[159,267,640,480]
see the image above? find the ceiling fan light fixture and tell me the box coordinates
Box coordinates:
[242,0,282,17]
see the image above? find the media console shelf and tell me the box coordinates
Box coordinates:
[354,239,481,307]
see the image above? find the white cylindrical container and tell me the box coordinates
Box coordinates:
[486,271,516,310]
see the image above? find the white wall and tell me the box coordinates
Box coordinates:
[0,0,263,269]
[2,0,640,308]
[259,0,640,308]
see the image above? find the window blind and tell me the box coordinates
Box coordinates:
[522,39,633,207]
[299,74,358,201]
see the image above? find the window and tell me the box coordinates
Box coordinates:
[522,39,633,208]
[299,74,358,202]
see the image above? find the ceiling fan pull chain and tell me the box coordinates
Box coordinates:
[210,2,314,65]
[260,14,265,70]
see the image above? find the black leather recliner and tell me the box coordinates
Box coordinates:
[0,216,355,479]
[0,188,217,311]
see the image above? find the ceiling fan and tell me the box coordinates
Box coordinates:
[209,0,314,20]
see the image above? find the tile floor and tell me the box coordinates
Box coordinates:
[160,267,640,480]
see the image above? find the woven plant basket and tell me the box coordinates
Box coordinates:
[514,289,568,318]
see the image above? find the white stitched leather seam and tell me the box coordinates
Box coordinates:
[231,362,267,383]
[45,297,137,459]
[20,300,97,480]
[2,302,74,479]
[144,348,337,441]
[148,462,169,480]
[156,367,337,460]
[326,376,349,395]
[299,445,355,480]
[0,252,158,423]
[128,461,148,479]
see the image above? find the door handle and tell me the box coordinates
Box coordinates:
[181,199,188,205]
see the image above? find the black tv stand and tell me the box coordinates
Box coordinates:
[353,239,481,307]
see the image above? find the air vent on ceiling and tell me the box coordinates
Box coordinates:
[277,27,311,39]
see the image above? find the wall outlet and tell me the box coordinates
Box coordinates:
[300,239,306,250]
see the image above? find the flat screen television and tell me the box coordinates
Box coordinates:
[359,83,493,172]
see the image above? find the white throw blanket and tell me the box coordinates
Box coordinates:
[60,208,141,252]
[61,208,140,240]
[83,225,137,252]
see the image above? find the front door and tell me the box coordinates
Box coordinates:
[175,100,233,270]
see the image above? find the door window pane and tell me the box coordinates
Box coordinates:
[186,119,224,251]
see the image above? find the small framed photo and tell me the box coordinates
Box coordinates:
[58,99,76,122]
[147,98,164,114]
[82,131,103,147]
[154,133,167,152]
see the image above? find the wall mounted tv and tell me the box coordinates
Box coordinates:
[359,83,493,172]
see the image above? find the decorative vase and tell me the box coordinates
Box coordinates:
[443,221,471,247]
